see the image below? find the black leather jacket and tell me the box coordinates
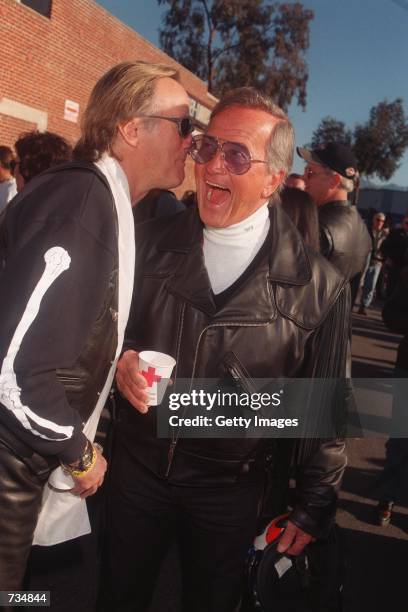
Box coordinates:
[319,200,371,303]
[119,204,350,537]
[0,163,118,463]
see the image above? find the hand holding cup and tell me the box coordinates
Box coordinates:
[116,350,150,413]
[116,349,176,413]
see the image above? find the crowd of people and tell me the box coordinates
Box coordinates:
[0,59,406,612]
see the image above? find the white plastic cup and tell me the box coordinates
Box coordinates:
[139,351,176,406]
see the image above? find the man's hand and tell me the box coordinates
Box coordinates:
[277,521,315,556]
[116,349,149,413]
[70,447,107,499]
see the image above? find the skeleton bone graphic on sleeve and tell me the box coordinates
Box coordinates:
[0,246,74,440]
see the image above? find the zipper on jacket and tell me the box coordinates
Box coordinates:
[165,320,269,478]
[165,303,186,479]
[221,351,257,395]
[190,321,269,382]
[166,440,177,478]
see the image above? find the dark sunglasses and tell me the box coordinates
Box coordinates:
[141,114,194,139]
[190,134,268,175]
[304,167,330,179]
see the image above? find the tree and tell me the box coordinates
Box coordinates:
[310,99,408,182]
[311,117,352,149]
[157,0,314,110]
[353,99,408,181]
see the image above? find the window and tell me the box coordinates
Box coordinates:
[21,0,52,18]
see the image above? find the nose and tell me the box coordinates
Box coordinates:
[205,146,227,175]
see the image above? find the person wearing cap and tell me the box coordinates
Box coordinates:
[297,142,371,305]
[358,212,388,314]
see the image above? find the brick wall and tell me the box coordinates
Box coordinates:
[0,0,215,195]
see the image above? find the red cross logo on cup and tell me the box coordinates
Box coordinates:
[141,366,162,388]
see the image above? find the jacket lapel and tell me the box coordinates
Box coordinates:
[156,203,312,321]
[157,209,216,315]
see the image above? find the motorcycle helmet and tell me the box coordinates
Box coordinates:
[245,513,310,612]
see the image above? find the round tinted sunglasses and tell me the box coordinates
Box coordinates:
[190,134,268,175]
[141,114,194,139]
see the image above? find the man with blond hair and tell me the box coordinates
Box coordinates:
[0,60,193,595]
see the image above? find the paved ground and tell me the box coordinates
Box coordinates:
[337,304,408,612]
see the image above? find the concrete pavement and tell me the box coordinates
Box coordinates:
[338,305,408,612]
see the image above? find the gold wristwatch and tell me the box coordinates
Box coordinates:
[60,439,97,478]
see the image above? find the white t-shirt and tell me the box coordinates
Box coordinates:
[0,178,17,213]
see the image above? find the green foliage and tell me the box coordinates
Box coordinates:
[157,0,314,110]
[354,99,408,181]
[311,117,352,149]
[311,100,408,181]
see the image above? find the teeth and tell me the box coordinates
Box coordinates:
[206,181,227,190]
[207,189,213,201]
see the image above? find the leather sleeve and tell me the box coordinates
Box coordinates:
[0,172,116,462]
[319,224,334,260]
[290,284,350,537]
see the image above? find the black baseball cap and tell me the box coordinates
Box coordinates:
[297,142,358,179]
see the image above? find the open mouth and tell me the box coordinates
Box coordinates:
[205,180,231,206]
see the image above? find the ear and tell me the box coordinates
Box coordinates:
[330,172,342,189]
[117,118,141,148]
[261,170,285,199]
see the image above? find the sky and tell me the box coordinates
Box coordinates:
[97,0,408,187]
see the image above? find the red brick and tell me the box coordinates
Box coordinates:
[0,0,215,194]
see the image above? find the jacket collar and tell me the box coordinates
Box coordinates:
[156,203,312,318]
[319,199,350,210]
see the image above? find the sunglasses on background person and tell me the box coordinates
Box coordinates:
[189,134,269,175]
[140,114,195,139]
[304,166,331,179]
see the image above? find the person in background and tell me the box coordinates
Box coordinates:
[381,215,408,298]
[380,260,408,526]
[0,146,17,213]
[358,211,388,314]
[14,131,73,191]
[285,172,306,191]
[181,189,197,208]
[133,188,185,223]
[298,142,371,307]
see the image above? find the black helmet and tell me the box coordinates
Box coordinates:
[245,513,310,612]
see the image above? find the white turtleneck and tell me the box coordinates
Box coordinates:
[203,203,270,294]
